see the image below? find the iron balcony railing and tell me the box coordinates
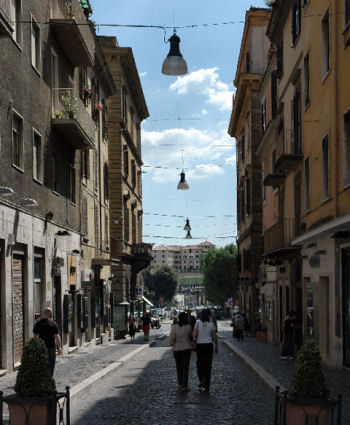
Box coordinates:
[263,218,296,254]
[51,88,95,149]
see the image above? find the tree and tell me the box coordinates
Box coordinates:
[143,265,178,305]
[201,244,238,305]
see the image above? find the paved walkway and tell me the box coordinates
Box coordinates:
[219,321,350,423]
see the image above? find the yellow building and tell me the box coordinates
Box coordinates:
[267,0,350,367]
[100,37,153,335]
[228,8,271,331]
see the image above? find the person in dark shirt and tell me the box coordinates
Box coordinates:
[33,307,62,376]
[141,312,151,341]
[280,311,297,360]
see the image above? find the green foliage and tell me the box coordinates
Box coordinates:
[61,91,78,117]
[289,338,328,399]
[15,338,56,397]
[143,265,178,304]
[201,244,238,304]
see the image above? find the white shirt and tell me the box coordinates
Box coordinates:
[195,320,216,344]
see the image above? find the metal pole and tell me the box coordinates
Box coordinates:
[66,386,70,425]
[0,391,3,425]
[274,386,280,425]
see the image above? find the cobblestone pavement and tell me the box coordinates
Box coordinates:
[219,321,350,423]
[71,336,275,425]
[0,325,168,396]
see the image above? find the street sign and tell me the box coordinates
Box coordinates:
[135,286,143,299]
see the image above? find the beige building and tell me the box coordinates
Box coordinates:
[101,37,152,332]
[152,241,215,272]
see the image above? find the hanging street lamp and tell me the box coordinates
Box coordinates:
[184,218,191,231]
[162,29,188,76]
[177,171,189,190]
[185,230,192,239]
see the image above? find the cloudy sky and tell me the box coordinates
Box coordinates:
[89,0,267,247]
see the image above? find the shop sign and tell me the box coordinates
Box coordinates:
[81,269,95,282]
[135,286,143,299]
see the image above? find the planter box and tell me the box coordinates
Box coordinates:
[256,331,267,343]
[5,395,56,425]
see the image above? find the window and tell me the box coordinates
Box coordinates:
[245,51,250,73]
[103,162,109,202]
[304,0,309,6]
[304,53,310,106]
[82,197,88,235]
[343,111,350,186]
[322,10,330,78]
[241,135,245,161]
[33,130,43,182]
[131,159,136,188]
[10,0,22,45]
[305,157,310,211]
[262,98,267,133]
[81,149,89,182]
[33,254,44,321]
[12,111,23,169]
[245,178,251,216]
[276,42,283,77]
[52,153,58,192]
[122,88,127,125]
[105,211,109,247]
[123,145,129,177]
[79,68,88,105]
[346,0,350,26]
[94,203,99,246]
[292,84,302,153]
[124,204,129,243]
[31,16,41,72]
[322,135,329,200]
[292,0,301,44]
[69,166,76,204]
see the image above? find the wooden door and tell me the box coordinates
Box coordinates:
[12,255,24,365]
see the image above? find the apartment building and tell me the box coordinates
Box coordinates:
[100,37,153,331]
[152,241,215,272]
[228,8,271,332]
[0,0,115,371]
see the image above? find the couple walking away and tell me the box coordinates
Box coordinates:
[169,309,218,393]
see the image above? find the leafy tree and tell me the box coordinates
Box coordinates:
[201,244,238,305]
[143,265,178,305]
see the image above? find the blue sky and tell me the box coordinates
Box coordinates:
[89,0,267,247]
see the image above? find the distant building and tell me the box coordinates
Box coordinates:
[152,241,215,272]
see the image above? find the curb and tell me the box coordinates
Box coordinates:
[223,339,286,393]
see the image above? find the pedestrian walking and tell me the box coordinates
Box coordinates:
[280,311,297,359]
[210,310,218,333]
[169,311,193,392]
[193,308,218,393]
[141,311,151,341]
[33,307,62,376]
[234,313,244,341]
[127,313,137,340]
[187,308,196,330]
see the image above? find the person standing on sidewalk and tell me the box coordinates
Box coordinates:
[127,313,137,340]
[280,311,297,359]
[33,307,62,376]
[234,313,244,341]
[193,308,218,393]
[141,311,151,341]
[169,311,193,392]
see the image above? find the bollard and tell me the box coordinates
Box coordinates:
[274,386,280,425]
[337,394,342,425]
[66,386,70,425]
[0,390,3,425]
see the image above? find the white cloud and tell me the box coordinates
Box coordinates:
[225,154,237,166]
[142,126,234,183]
[169,68,233,111]
[139,72,147,78]
[201,109,208,115]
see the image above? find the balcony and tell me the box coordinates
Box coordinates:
[274,130,303,174]
[263,173,285,187]
[51,88,95,149]
[50,0,94,67]
[0,0,13,38]
[263,218,298,255]
[131,243,153,273]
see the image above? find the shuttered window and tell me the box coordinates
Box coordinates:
[82,197,88,235]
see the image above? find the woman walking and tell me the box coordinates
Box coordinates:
[169,311,193,392]
[127,313,136,340]
[193,308,218,393]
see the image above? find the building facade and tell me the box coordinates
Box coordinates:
[101,37,153,332]
[0,0,115,372]
[228,8,271,333]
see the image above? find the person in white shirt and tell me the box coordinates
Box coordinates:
[193,308,218,393]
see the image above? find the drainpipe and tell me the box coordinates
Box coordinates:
[333,1,339,218]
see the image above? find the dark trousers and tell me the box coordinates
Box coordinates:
[196,343,213,390]
[173,349,191,387]
[47,347,56,376]
[282,335,295,357]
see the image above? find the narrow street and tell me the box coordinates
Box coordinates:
[71,325,275,425]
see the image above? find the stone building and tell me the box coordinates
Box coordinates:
[100,37,153,331]
[228,8,271,332]
[0,0,115,372]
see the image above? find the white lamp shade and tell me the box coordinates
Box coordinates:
[162,56,188,76]
[177,171,189,190]
[185,230,192,239]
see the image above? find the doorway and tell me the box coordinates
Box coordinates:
[342,248,350,367]
[319,276,330,359]
[12,254,24,365]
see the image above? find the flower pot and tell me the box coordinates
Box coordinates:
[6,395,56,425]
[286,396,334,425]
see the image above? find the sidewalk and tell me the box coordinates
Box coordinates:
[219,321,350,423]
[0,328,166,400]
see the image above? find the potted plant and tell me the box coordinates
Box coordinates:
[282,339,339,425]
[4,338,56,425]
[61,90,78,119]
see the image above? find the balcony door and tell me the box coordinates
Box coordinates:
[51,49,58,113]
[342,248,350,367]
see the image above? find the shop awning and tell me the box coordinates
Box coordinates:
[142,295,154,307]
